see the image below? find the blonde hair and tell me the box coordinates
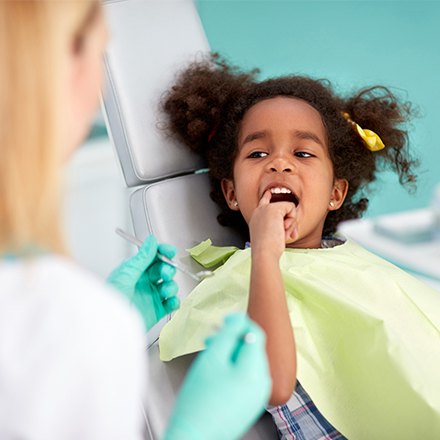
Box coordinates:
[0,0,100,256]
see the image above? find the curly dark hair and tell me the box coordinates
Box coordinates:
[162,54,418,240]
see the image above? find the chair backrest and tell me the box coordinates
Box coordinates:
[102,0,206,186]
[102,0,243,339]
[130,173,243,327]
[102,1,277,438]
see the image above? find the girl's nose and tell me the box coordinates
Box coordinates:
[268,156,294,173]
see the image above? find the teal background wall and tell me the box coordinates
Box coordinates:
[196,0,440,218]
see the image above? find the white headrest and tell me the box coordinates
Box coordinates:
[102,0,209,187]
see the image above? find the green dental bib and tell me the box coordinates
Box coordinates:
[159,240,440,439]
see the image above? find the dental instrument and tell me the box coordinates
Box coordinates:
[115,228,214,282]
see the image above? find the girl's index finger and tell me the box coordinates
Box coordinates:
[258,190,272,206]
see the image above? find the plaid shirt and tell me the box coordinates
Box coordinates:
[267,381,347,440]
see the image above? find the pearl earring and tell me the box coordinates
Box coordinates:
[329,201,335,208]
[233,201,239,207]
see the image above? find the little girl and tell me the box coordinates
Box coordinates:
[158,54,440,439]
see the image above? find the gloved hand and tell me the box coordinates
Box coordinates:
[107,235,179,330]
[163,314,271,440]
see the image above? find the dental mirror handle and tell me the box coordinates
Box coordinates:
[115,228,202,282]
[115,227,143,247]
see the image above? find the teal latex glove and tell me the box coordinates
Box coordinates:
[107,235,179,330]
[163,314,271,440]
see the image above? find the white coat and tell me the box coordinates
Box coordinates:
[0,255,147,440]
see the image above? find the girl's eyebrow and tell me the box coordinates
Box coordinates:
[293,129,325,147]
[241,129,325,148]
[241,131,266,146]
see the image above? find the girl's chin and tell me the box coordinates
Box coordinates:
[285,235,298,246]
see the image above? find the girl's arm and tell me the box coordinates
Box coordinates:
[247,192,297,405]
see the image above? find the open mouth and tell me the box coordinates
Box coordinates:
[269,187,299,206]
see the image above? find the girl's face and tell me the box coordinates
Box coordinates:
[222,96,348,248]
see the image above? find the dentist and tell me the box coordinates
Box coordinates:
[0,2,270,439]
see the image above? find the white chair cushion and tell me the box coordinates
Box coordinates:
[102,0,208,186]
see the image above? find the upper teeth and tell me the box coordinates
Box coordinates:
[270,187,291,194]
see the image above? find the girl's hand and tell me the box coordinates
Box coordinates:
[247,192,298,404]
[249,190,298,260]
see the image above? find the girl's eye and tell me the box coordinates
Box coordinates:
[248,151,268,158]
[295,151,314,158]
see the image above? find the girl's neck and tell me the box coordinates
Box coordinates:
[286,236,323,250]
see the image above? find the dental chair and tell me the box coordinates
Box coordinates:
[102,1,278,438]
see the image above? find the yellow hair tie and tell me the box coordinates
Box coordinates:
[342,112,385,152]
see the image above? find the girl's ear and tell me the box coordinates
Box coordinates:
[221,178,240,211]
[329,178,349,211]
